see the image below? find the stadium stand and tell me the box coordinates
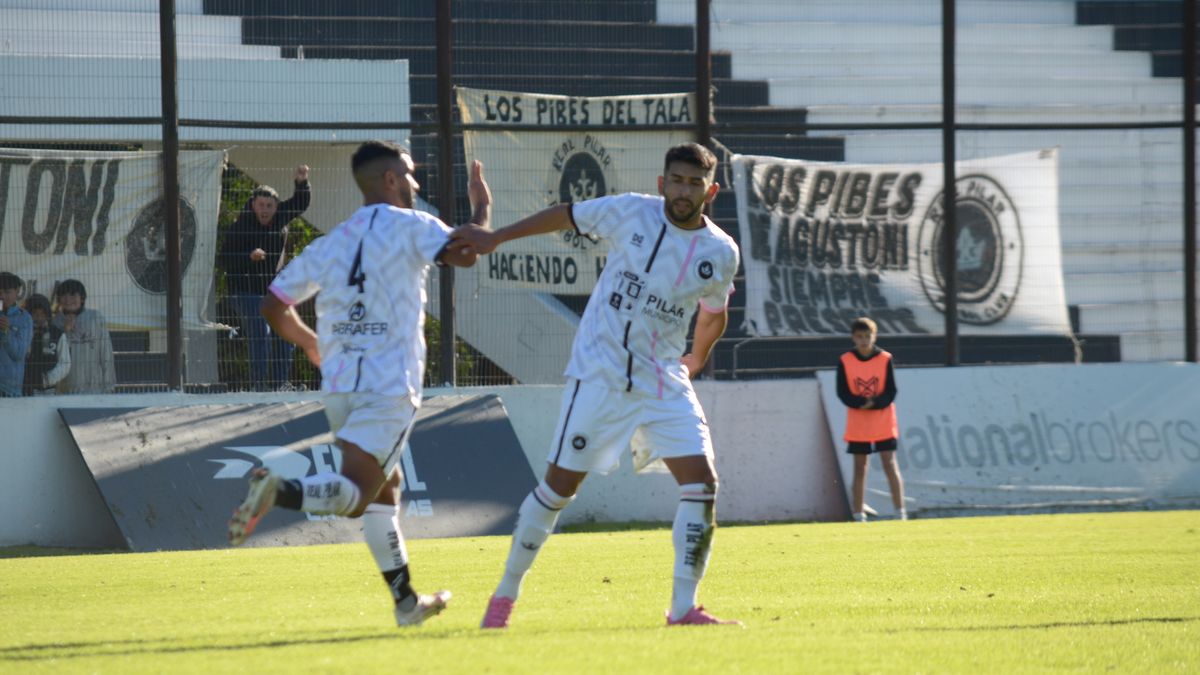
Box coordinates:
[8,0,1194,385]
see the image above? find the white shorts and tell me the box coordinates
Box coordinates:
[547,378,714,475]
[324,393,416,472]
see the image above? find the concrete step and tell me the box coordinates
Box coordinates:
[1076,300,1186,334]
[0,34,280,58]
[243,16,695,51]
[711,22,1116,52]
[1060,243,1182,274]
[767,76,1183,107]
[805,103,1187,125]
[1076,1,1189,26]
[731,50,1152,80]
[1117,331,1188,362]
[1058,215,1182,246]
[0,9,244,44]
[660,0,1077,26]
[1063,269,1185,304]
[835,129,1182,165]
[281,45,732,79]
[0,0,204,12]
[206,0,659,22]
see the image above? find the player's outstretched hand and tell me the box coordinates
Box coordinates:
[294,164,310,182]
[467,159,491,225]
[449,223,500,256]
[681,352,704,379]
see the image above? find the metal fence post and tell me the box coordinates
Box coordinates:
[159,0,183,390]
[436,0,457,384]
[941,0,959,366]
[1185,0,1198,362]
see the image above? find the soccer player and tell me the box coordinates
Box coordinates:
[227,140,490,627]
[836,317,906,522]
[451,142,742,627]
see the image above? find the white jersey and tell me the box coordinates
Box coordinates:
[566,193,740,398]
[268,204,451,406]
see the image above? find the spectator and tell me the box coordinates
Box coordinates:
[23,294,71,396]
[218,165,312,390]
[52,279,115,394]
[0,272,33,397]
[836,316,906,522]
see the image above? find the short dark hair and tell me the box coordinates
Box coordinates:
[251,185,279,202]
[55,278,87,301]
[0,271,22,291]
[850,317,877,334]
[24,293,51,315]
[663,142,717,179]
[352,140,409,174]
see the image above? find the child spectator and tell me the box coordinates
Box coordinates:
[23,294,71,396]
[836,317,907,522]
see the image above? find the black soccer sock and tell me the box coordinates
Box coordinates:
[276,479,303,510]
[384,565,417,609]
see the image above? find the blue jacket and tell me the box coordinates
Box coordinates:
[0,305,33,397]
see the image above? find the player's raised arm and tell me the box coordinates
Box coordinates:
[439,160,491,268]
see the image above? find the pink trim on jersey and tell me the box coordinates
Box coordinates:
[673,235,700,288]
[327,356,349,393]
[268,284,298,306]
[651,330,663,399]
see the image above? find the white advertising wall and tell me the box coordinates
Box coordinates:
[816,363,1200,515]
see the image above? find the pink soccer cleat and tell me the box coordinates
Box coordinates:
[667,606,743,626]
[480,594,515,629]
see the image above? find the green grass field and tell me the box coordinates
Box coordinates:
[1,511,1197,674]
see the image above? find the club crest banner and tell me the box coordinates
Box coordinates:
[734,149,1071,336]
[458,87,696,293]
[0,147,224,330]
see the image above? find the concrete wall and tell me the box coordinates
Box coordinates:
[0,380,844,548]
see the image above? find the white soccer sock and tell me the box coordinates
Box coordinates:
[671,483,716,622]
[853,512,867,523]
[363,503,415,607]
[494,480,573,600]
[298,472,360,516]
[363,503,410,571]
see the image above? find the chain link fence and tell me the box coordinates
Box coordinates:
[0,0,1195,395]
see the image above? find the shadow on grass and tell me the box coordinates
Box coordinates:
[560,519,820,534]
[0,546,125,560]
[0,629,447,662]
[887,616,1200,633]
[0,622,662,662]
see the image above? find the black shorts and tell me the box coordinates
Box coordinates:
[846,438,898,455]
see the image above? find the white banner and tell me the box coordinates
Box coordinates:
[816,364,1200,515]
[735,149,1071,335]
[0,148,223,330]
[458,87,696,293]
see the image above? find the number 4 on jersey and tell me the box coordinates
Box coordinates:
[348,240,366,292]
